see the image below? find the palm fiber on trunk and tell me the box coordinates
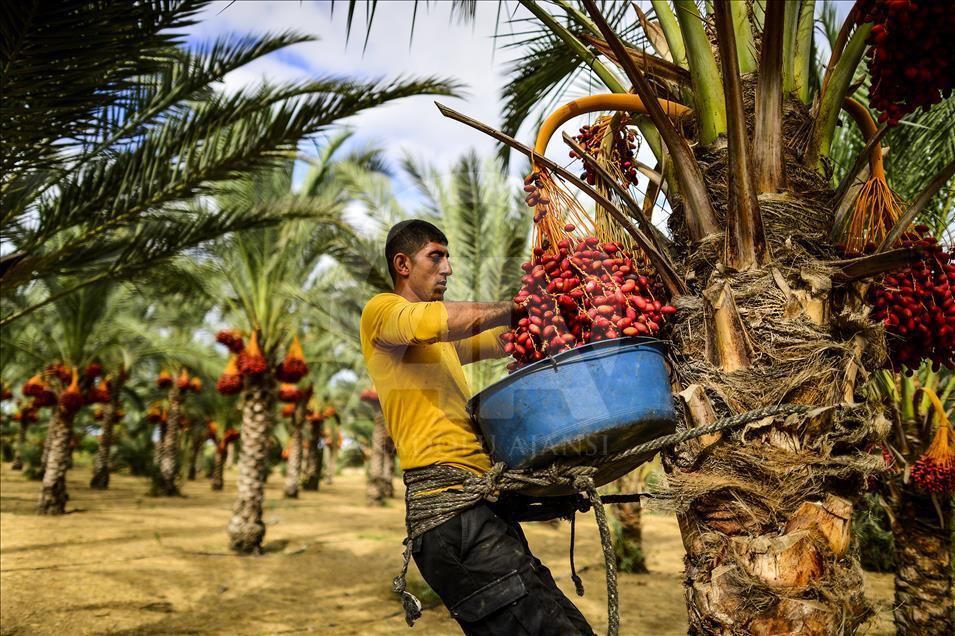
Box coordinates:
[12,421,28,470]
[283,403,304,498]
[36,408,73,515]
[156,385,182,496]
[367,409,390,506]
[90,379,123,489]
[653,96,888,634]
[302,418,323,491]
[228,375,274,553]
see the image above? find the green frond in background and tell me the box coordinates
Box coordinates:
[1,0,461,326]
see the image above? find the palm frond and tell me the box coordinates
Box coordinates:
[2,75,461,301]
[1,0,201,180]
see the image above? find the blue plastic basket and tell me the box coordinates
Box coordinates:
[468,337,676,482]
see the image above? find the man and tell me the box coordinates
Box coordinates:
[360,220,594,635]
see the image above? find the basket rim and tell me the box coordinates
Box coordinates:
[467,336,670,415]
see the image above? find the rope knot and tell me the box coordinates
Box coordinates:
[573,474,595,493]
[463,462,506,501]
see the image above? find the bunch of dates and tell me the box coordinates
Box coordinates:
[502,228,676,372]
[856,0,954,125]
[867,225,954,371]
[569,115,640,186]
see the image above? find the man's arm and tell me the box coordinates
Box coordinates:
[444,301,515,340]
[367,296,520,348]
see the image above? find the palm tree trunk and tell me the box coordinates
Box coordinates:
[36,408,74,515]
[186,422,203,481]
[11,422,28,470]
[302,418,323,491]
[324,437,337,485]
[366,409,388,506]
[382,435,396,498]
[611,470,648,574]
[90,379,123,489]
[283,403,305,498]
[228,374,274,553]
[211,446,227,491]
[152,421,165,474]
[226,439,236,468]
[157,385,182,496]
[661,137,876,633]
[890,482,954,634]
[37,426,51,481]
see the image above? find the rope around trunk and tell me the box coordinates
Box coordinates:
[394,402,818,635]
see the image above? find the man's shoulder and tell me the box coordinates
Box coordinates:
[360,292,403,337]
[362,292,402,317]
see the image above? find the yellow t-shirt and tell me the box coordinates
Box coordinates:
[359,292,506,475]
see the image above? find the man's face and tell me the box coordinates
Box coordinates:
[397,241,452,301]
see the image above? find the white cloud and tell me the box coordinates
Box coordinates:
[186,1,511,176]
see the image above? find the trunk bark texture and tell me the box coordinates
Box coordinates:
[37,426,51,480]
[12,422,28,470]
[890,482,954,635]
[382,436,396,498]
[36,408,74,515]
[152,421,165,474]
[302,418,323,491]
[662,95,880,634]
[612,469,648,573]
[186,422,204,481]
[283,403,305,498]
[211,445,228,491]
[156,385,182,496]
[324,430,337,485]
[366,409,389,506]
[90,379,123,489]
[228,375,274,553]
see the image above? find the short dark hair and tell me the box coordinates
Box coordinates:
[385,219,448,284]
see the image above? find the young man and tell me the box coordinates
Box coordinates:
[360,220,594,635]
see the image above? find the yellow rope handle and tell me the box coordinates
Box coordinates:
[532,94,884,181]
[533,94,691,160]
[841,97,885,180]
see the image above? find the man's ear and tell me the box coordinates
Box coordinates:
[393,253,412,278]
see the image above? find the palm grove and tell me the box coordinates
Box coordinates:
[1,2,953,636]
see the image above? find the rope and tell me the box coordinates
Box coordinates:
[576,474,619,636]
[394,402,825,635]
[569,511,585,596]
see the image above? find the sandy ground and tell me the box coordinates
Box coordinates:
[1,463,896,635]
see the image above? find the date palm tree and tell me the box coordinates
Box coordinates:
[295,344,342,491]
[88,364,127,490]
[352,2,955,632]
[27,279,124,513]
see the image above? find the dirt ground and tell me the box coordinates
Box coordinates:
[1,463,896,635]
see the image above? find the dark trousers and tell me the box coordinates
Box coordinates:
[412,500,595,635]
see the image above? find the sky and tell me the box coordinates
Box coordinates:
[183,0,856,229]
[184,0,529,213]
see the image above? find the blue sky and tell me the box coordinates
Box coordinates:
[183,1,856,230]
